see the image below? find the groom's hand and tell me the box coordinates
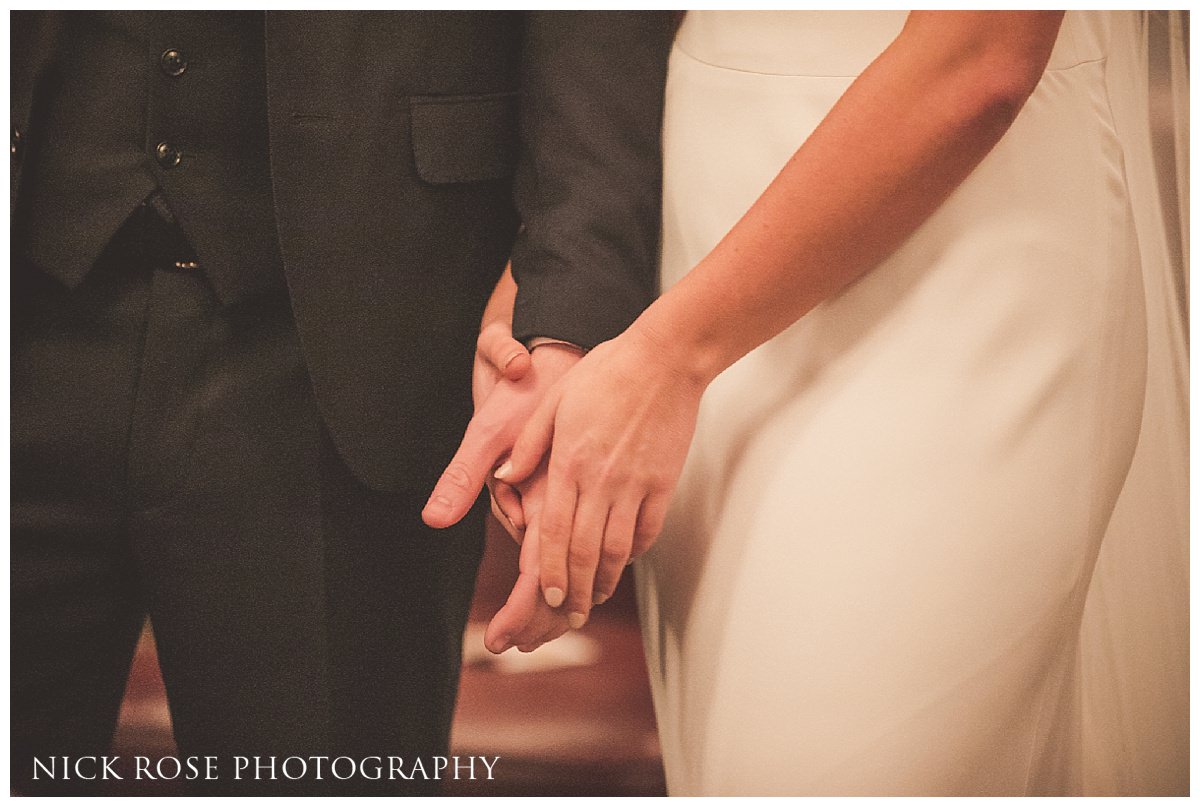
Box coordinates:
[422,343,582,529]
[472,321,533,535]
[483,471,573,654]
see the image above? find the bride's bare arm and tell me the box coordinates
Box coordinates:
[639,11,1064,383]
[497,12,1065,628]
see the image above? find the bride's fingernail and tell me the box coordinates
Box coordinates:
[568,611,588,630]
[494,461,513,481]
[593,592,609,606]
[544,587,565,608]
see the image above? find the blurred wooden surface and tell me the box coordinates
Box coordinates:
[106,517,664,796]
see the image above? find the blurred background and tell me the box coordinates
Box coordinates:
[103,518,665,796]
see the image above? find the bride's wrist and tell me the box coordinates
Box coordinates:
[625,310,727,390]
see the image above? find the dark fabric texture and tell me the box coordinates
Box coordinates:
[14,12,284,305]
[11,209,486,795]
[9,11,671,794]
[12,11,671,491]
[509,11,675,350]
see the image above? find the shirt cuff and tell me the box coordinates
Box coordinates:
[524,336,588,354]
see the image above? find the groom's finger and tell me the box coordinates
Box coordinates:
[486,523,552,652]
[422,418,506,529]
[521,621,570,654]
[484,567,539,653]
[488,492,522,542]
[489,480,525,535]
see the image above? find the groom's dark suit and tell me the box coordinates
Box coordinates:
[11,11,671,795]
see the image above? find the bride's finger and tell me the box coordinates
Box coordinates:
[495,386,559,486]
[592,498,638,606]
[534,468,577,610]
[517,513,542,575]
[476,320,531,382]
[633,492,671,559]
[562,493,609,628]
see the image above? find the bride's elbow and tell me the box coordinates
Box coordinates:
[939,53,1047,137]
[972,54,1046,121]
[899,13,1061,129]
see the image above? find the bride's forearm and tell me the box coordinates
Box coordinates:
[632,12,1063,385]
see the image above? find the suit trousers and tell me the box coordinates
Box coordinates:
[11,206,486,795]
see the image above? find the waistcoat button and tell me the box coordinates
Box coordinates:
[155,141,182,169]
[160,48,188,77]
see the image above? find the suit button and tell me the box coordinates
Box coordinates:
[160,49,188,77]
[155,141,182,169]
[11,124,22,157]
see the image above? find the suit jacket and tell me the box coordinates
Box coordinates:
[11,11,673,492]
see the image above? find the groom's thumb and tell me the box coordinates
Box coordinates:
[422,422,504,529]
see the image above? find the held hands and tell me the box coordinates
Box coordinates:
[421,328,579,655]
[421,332,582,533]
[496,324,706,630]
[452,337,577,653]
[483,470,575,653]
[427,313,705,653]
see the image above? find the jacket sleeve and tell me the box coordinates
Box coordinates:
[509,11,675,349]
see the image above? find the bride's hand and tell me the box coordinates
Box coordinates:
[497,323,707,627]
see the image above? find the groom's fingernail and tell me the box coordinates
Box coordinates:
[544,587,565,608]
[568,612,588,630]
[494,461,512,481]
[592,592,609,606]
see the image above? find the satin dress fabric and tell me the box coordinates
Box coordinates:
[636,11,1186,795]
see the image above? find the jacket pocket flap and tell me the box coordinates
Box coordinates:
[410,92,519,184]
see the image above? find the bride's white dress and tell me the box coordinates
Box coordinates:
[635,11,1188,795]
